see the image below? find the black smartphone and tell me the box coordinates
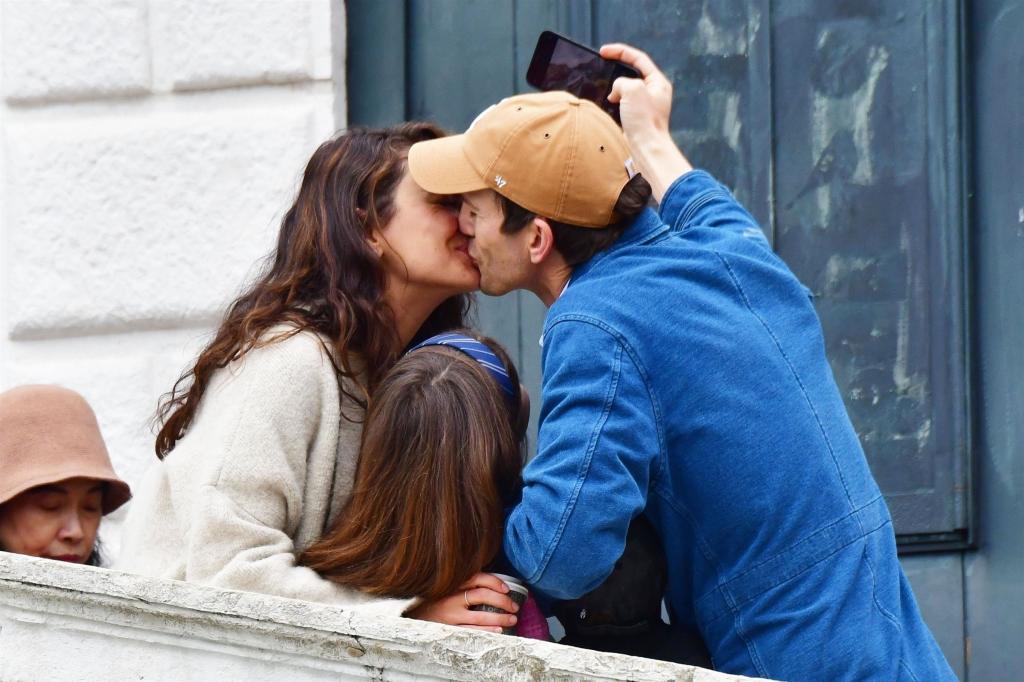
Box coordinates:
[526,30,640,124]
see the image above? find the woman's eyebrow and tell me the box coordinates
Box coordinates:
[28,485,66,496]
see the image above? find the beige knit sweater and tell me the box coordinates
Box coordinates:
[116,329,413,616]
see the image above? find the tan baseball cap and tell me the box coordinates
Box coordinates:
[0,385,131,514]
[408,91,633,228]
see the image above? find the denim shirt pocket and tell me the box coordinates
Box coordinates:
[693,496,890,628]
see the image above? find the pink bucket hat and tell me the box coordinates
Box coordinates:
[0,385,131,513]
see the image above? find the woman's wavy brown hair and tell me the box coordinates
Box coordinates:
[299,332,526,601]
[154,123,471,458]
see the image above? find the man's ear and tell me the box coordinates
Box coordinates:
[527,217,555,265]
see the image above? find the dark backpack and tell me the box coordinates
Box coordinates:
[553,515,712,667]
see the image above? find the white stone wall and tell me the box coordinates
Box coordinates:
[0,0,337,557]
[0,553,767,682]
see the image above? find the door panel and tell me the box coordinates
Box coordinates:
[346,0,971,544]
[768,1,970,541]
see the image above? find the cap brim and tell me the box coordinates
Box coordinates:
[408,134,489,195]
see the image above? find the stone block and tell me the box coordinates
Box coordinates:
[1,0,150,102]
[151,0,331,91]
[3,105,320,337]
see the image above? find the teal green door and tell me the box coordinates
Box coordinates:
[344,2,1024,676]
[347,0,971,547]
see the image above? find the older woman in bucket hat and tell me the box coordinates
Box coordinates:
[0,385,131,566]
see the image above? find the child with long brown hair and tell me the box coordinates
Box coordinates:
[300,331,541,633]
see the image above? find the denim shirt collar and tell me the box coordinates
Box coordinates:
[569,207,668,282]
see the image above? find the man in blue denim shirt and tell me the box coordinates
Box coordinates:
[409,44,953,680]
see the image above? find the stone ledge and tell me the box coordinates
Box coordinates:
[0,553,766,681]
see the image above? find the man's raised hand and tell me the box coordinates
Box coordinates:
[601,43,673,140]
[600,42,693,202]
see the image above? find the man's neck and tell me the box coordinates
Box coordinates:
[530,261,573,308]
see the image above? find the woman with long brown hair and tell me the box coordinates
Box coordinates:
[116,124,517,625]
[300,331,533,631]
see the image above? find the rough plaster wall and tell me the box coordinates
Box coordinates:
[0,0,336,559]
[0,553,766,682]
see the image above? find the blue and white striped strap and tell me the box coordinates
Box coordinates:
[409,332,515,400]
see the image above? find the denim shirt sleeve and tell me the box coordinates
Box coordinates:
[503,318,658,600]
[658,170,771,249]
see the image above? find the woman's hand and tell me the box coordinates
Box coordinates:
[408,572,520,633]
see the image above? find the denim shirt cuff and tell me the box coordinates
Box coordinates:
[658,169,723,228]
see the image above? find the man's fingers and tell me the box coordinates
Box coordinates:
[600,42,659,80]
[608,75,644,103]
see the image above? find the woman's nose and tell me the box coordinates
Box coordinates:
[58,512,85,542]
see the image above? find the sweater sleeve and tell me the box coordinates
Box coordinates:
[181,334,413,617]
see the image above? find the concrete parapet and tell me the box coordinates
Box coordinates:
[0,553,768,682]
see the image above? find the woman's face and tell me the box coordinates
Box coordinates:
[0,477,103,563]
[375,168,480,297]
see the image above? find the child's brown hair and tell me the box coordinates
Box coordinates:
[299,332,526,600]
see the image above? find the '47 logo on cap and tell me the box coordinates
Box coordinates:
[494,175,508,189]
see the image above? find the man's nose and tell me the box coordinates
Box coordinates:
[458,213,475,237]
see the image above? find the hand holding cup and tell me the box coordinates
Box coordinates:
[409,571,519,633]
[469,573,529,635]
